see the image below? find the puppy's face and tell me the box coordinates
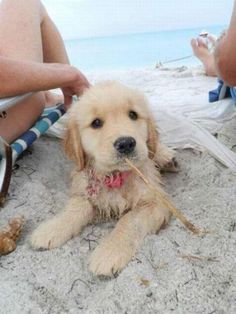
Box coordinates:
[64,81,158,173]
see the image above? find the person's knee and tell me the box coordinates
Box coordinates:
[1,0,42,9]
[1,0,44,20]
[0,91,46,143]
[33,91,46,114]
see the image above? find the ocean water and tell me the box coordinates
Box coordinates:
[65,25,225,71]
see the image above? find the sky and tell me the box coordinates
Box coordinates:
[42,0,234,40]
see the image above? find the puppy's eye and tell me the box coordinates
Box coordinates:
[91,118,103,129]
[129,110,138,121]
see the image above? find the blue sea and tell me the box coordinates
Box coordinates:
[65,25,225,71]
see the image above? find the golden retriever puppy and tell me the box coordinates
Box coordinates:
[31,81,175,276]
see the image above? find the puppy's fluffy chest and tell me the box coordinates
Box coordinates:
[70,160,160,220]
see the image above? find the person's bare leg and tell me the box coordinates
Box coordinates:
[41,4,70,64]
[0,0,45,142]
[40,2,69,107]
[191,37,217,77]
[0,0,68,143]
[28,3,68,106]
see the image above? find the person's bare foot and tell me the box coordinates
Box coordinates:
[44,91,64,108]
[191,37,217,77]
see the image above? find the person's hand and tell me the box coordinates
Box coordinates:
[60,66,90,110]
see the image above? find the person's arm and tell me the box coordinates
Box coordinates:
[0,56,90,108]
[214,1,236,86]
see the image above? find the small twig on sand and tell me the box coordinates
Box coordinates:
[148,260,168,272]
[82,226,98,250]
[67,278,92,294]
[14,201,27,209]
[125,158,202,235]
[21,166,36,177]
[83,238,98,250]
[180,254,219,262]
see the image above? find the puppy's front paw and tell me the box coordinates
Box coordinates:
[30,218,71,250]
[155,144,178,171]
[89,238,134,276]
[161,157,179,173]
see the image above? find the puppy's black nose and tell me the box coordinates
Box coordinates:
[114,137,136,155]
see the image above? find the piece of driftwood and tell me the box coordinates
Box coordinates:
[0,216,24,255]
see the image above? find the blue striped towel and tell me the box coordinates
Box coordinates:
[11,103,65,160]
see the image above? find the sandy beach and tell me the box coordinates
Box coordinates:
[0,65,236,314]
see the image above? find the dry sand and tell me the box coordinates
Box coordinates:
[0,66,236,314]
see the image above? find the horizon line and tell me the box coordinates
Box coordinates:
[64,23,227,42]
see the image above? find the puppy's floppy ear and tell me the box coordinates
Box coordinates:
[63,118,85,171]
[147,117,159,159]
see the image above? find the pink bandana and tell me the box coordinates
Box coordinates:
[86,170,131,196]
[103,171,131,189]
